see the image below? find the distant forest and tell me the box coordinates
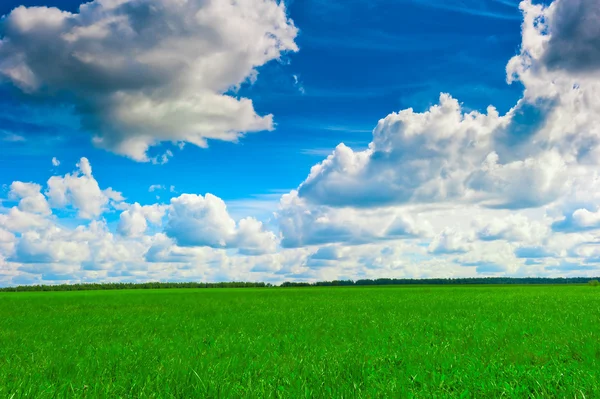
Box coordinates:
[1,277,599,292]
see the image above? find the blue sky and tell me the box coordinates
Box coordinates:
[1,0,599,286]
[0,0,525,203]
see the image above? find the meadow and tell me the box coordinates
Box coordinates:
[1,285,599,398]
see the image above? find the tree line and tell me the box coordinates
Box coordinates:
[1,277,600,292]
[281,277,600,287]
[0,281,271,292]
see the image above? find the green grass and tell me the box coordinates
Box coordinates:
[1,286,599,398]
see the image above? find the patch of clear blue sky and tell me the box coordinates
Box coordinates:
[0,0,538,209]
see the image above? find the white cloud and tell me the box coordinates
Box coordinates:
[144,234,199,264]
[297,97,502,207]
[9,181,51,215]
[428,228,472,254]
[475,214,549,245]
[118,203,167,237]
[0,207,50,233]
[294,93,575,211]
[14,227,91,265]
[46,157,122,219]
[165,194,237,248]
[0,0,298,161]
[9,220,152,276]
[148,185,164,192]
[0,227,16,258]
[235,217,278,255]
[274,0,600,261]
[572,208,600,229]
[51,157,60,167]
[165,194,277,254]
[277,190,431,248]
[0,164,286,286]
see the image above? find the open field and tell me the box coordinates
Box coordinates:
[1,286,599,398]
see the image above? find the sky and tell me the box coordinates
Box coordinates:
[0,0,599,286]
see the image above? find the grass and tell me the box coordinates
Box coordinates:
[1,285,599,398]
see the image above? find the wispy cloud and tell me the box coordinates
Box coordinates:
[304,0,521,21]
[287,120,374,134]
[300,148,336,157]
[300,142,369,157]
[407,0,521,20]
[302,30,515,54]
[490,0,520,7]
[227,191,291,221]
[1,131,25,142]
[298,82,430,99]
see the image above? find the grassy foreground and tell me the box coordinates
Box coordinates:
[1,286,599,398]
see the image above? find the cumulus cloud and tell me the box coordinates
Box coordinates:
[9,181,51,215]
[234,217,278,255]
[297,96,504,208]
[540,0,600,74]
[0,0,298,161]
[13,228,90,264]
[571,208,600,229]
[165,194,236,247]
[0,158,288,286]
[118,203,167,237]
[46,157,123,219]
[260,0,600,281]
[475,214,549,245]
[144,234,200,264]
[277,190,431,248]
[51,157,60,167]
[10,220,152,275]
[275,0,600,256]
[294,92,576,212]
[0,207,50,233]
[428,228,472,255]
[165,194,277,255]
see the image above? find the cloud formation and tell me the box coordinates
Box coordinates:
[274,0,600,275]
[540,0,600,73]
[0,158,286,286]
[46,157,123,219]
[3,0,600,287]
[0,0,298,161]
[165,194,277,254]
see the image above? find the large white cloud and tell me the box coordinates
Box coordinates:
[277,190,431,248]
[274,0,600,275]
[0,0,298,161]
[0,154,288,286]
[165,193,277,254]
[9,181,51,215]
[295,93,573,211]
[118,203,167,237]
[165,194,237,248]
[46,157,123,219]
[0,207,51,233]
[0,191,284,287]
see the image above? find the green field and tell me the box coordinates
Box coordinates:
[1,286,599,398]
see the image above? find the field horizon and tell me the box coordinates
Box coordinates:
[2,276,600,292]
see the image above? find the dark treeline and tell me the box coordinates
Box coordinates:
[0,281,271,292]
[282,277,600,287]
[1,277,599,292]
